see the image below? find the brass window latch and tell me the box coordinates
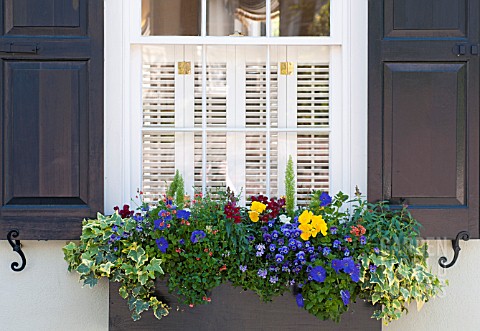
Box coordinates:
[280,62,294,75]
[178,61,191,75]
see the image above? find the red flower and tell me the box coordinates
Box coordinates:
[219,265,227,272]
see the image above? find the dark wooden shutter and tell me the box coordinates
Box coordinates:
[0,0,103,239]
[369,0,479,238]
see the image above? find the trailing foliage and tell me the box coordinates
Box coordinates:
[64,175,444,323]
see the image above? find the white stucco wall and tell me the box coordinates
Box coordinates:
[385,240,480,331]
[0,240,108,331]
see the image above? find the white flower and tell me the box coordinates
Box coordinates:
[279,214,291,224]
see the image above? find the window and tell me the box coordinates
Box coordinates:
[107,0,367,209]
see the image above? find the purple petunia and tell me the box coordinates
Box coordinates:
[179,239,185,245]
[374,247,380,254]
[320,192,332,207]
[340,289,350,306]
[176,209,191,220]
[190,230,206,243]
[296,293,304,308]
[154,219,168,230]
[332,259,343,273]
[342,258,355,274]
[309,266,327,282]
[156,237,168,253]
[239,265,247,272]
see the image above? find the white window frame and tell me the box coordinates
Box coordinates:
[104,0,368,208]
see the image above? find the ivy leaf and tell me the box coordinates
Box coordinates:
[371,292,381,305]
[83,274,98,288]
[99,262,114,275]
[134,299,150,315]
[76,263,92,275]
[128,246,147,266]
[146,258,164,276]
[119,286,128,299]
[138,271,149,285]
[153,306,169,320]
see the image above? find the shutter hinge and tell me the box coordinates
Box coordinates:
[280,62,294,75]
[452,43,480,56]
[178,61,191,75]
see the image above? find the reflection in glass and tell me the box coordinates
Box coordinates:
[272,0,330,36]
[208,0,268,36]
[142,0,201,36]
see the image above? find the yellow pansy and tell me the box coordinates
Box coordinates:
[249,211,260,222]
[299,223,312,240]
[251,201,267,213]
[311,215,328,236]
[298,210,313,225]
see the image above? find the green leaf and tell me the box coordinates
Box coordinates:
[153,306,169,319]
[371,293,382,305]
[83,274,98,288]
[99,262,114,275]
[127,246,147,266]
[146,258,164,276]
[76,263,92,275]
[135,299,150,315]
[119,286,128,299]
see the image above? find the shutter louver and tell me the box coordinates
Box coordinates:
[194,63,228,191]
[142,56,177,202]
[297,134,329,205]
[245,64,278,128]
[297,64,329,127]
[142,133,176,203]
[143,63,176,127]
[195,133,227,190]
[244,62,279,198]
[194,63,227,127]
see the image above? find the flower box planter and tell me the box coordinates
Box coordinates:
[109,281,381,330]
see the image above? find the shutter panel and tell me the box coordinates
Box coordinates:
[194,60,228,191]
[0,0,103,239]
[245,62,278,198]
[369,0,479,238]
[296,63,329,205]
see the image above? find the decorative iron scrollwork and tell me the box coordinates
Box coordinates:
[438,230,470,269]
[7,229,26,272]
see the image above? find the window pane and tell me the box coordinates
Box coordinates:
[208,0,267,36]
[142,0,201,36]
[271,0,330,36]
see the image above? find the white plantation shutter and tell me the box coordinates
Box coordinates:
[140,45,331,205]
[297,134,329,205]
[296,63,330,205]
[142,55,176,203]
[142,133,175,203]
[142,63,175,127]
